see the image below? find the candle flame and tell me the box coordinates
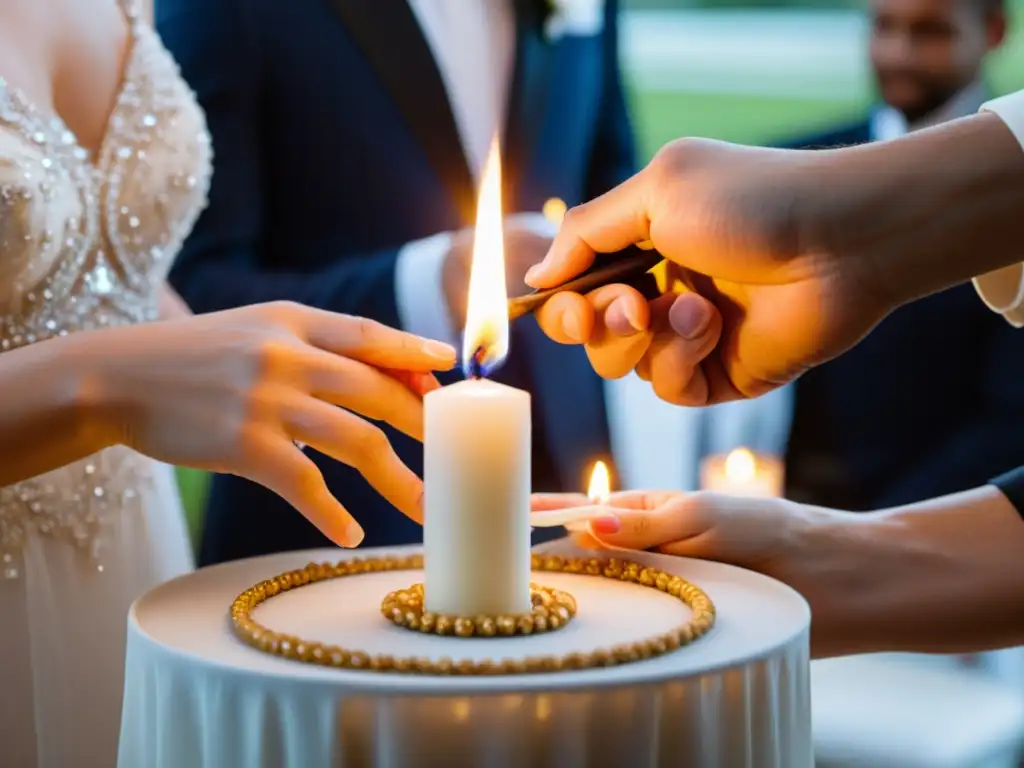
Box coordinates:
[724,448,756,484]
[587,460,611,504]
[462,136,509,378]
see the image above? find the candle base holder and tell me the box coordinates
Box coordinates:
[229,552,716,675]
[381,582,578,638]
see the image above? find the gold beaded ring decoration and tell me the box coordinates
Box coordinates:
[381,582,578,637]
[230,553,716,676]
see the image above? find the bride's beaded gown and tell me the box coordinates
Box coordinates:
[0,1,210,765]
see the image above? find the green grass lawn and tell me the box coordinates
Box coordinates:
[632,89,867,154]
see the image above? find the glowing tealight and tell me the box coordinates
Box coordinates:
[724,448,756,485]
[700,447,784,498]
[542,197,567,225]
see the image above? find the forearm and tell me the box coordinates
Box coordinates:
[0,335,114,485]
[812,111,1024,308]
[804,486,1024,657]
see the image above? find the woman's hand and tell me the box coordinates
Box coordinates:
[85,301,456,547]
[531,490,890,657]
[531,490,816,566]
[532,485,1024,657]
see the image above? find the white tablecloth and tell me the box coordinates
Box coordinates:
[118,542,812,768]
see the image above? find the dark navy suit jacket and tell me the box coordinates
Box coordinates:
[778,117,1024,510]
[158,0,635,563]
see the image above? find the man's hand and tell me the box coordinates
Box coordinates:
[526,114,1024,404]
[442,213,556,326]
[524,139,893,404]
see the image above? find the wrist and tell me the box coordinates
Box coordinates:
[68,330,136,449]
[808,112,1024,311]
[0,332,121,485]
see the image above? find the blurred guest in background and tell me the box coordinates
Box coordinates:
[776,0,1024,511]
[789,0,1006,148]
[158,0,636,563]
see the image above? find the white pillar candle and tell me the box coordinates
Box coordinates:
[700,448,784,498]
[423,380,532,616]
[422,134,533,616]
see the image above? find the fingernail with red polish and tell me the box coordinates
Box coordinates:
[589,516,621,535]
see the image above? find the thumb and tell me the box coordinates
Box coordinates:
[525,170,654,288]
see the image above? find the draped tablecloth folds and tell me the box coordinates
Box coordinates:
[118,542,812,768]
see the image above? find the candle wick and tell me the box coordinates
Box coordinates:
[468,345,487,380]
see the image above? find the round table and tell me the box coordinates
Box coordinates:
[118,541,812,768]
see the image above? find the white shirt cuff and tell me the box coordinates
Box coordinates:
[395,231,459,347]
[394,213,558,348]
[973,266,1024,328]
[973,91,1024,327]
[981,90,1024,151]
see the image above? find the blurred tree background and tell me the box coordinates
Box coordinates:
[175,0,1024,548]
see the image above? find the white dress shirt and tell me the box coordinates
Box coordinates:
[395,0,515,347]
[974,89,1024,327]
[395,2,789,491]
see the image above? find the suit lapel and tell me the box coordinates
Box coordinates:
[327,0,476,223]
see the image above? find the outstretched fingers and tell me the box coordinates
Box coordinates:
[243,437,365,548]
